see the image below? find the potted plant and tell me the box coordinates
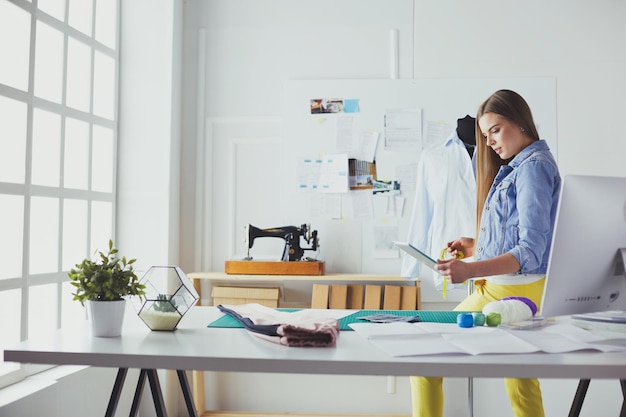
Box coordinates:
[68,239,145,337]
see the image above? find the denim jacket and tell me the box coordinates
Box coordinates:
[475,140,561,274]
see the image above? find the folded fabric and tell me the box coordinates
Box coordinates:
[217,303,339,347]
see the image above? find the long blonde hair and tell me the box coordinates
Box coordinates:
[474,90,540,227]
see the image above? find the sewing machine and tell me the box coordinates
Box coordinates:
[244,223,319,262]
[224,224,324,275]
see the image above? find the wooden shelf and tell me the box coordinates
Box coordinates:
[188,272,420,309]
[188,271,414,282]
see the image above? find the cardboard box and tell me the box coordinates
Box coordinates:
[310,284,330,309]
[382,285,402,310]
[346,284,364,309]
[211,286,280,308]
[400,286,419,310]
[363,285,382,309]
[329,284,348,309]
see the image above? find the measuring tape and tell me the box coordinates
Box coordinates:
[439,247,465,299]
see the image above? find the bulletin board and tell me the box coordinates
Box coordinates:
[281,78,557,301]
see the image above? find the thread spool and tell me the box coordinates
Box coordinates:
[457,313,474,328]
[485,312,501,327]
[472,312,486,326]
[482,296,537,324]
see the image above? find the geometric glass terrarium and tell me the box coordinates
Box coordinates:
[133,266,199,331]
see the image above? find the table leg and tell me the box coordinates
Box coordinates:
[177,370,199,417]
[129,369,149,417]
[467,377,474,417]
[146,369,168,417]
[619,379,626,417]
[106,368,197,417]
[105,368,128,417]
[568,379,590,417]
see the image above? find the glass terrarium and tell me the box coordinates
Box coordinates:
[134,266,199,331]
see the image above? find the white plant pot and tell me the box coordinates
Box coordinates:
[88,299,126,337]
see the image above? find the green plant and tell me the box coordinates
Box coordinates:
[153,294,178,313]
[68,239,146,306]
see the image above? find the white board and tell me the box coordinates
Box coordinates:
[282,78,557,301]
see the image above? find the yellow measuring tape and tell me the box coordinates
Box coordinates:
[439,247,465,299]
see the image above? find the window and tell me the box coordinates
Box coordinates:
[0,0,119,388]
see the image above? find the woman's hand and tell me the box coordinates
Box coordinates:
[445,237,475,259]
[435,259,474,284]
[435,237,476,284]
[436,252,521,284]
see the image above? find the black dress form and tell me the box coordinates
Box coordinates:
[456,115,476,158]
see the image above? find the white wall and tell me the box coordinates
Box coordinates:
[412,0,626,179]
[116,0,184,414]
[117,0,182,270]
[178,1,626,417]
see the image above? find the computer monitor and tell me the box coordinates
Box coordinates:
[540,174,626,318]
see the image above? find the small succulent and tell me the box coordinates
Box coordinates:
[153,294,178,313]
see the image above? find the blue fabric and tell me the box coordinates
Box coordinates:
[476,140,561,274]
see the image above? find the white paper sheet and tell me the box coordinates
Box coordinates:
[349,321,626,356]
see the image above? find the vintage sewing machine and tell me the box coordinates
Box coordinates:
[225,223,324,275]
[244,223,319,262]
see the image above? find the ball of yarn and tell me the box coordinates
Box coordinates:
[457,313,474,328]
[472,312,486,326]
[482,297,537,324]
[485,312,501,327]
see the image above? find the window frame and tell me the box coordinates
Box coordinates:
[0,0,120,388]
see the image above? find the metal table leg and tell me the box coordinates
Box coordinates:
[468,377,474,417]
[146,369,168,417]
[177,370,199,417]
[568,379,590,417]
[105,368,129,417]
[104,368,197,417]
[619,379,626,417]
[129,369,148,417]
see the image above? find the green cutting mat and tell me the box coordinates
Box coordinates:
[208,309,467,331]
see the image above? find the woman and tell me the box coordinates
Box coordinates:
[410,89,561,417]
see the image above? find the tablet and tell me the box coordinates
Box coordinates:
[393,241,438,272]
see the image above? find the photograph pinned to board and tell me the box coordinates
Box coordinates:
[310,98,360,114]
[348,159,376,190]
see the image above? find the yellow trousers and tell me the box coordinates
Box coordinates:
[410,278,546,417]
